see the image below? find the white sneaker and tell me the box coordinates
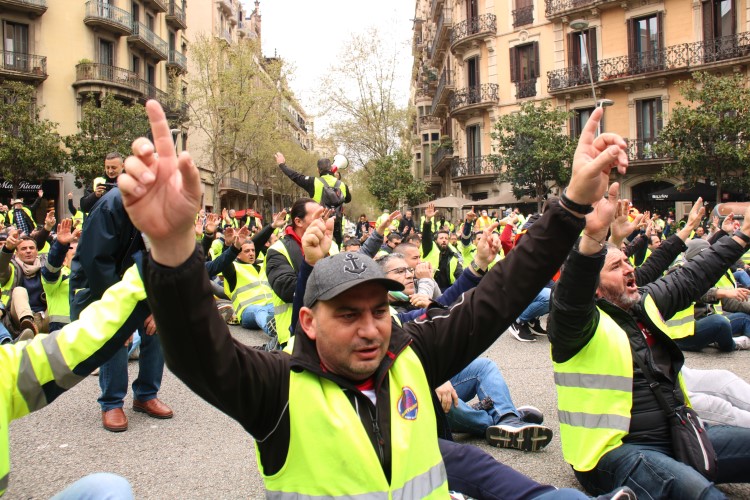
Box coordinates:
[735,336,750,350]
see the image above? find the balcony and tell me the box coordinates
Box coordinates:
[219,29,233,44]
[167,49,187,73]
[512,6,534,28]
[432,146,455,175]
[544,0,619,21]
[430,0,445,22]
[450,14,496,56]
[128,21,168,60]
[419,115,441,130]
[429,8,453,67]
[141,0,166,13]
[0,51,47,82]
[430,69,454,116]
[451,156,499,183]
[626,139,672,163]
[515,78,537,99]
[449,83,500,120]
[84,1,133,37]
[0,0,47,17]
[548,31,750,94]
[166,1,187,30]
[74,63,142,97]
[216,0,233,15]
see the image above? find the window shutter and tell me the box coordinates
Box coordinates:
[589,28,598,65]
[702,1,714,41]
[636,100,644,141]
[656,12,664,50]
[510,46,518,82]
[656,99,663,134]
[567,32,576,66]
[533,42,540,78]
[627,18,636,60]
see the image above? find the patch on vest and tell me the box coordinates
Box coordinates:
[397,386,418,420]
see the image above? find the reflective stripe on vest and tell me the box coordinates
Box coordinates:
[389,306,402,327]
[643,293,695,340]
[312,174,348,205]
[224,262,273,317]
[0,265,14,307]
[262,240,294,345]
[261,347,447,498]
[43,266,71,326]
[422,246,458,285]
[714,271,736,315]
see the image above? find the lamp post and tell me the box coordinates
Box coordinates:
[569,19,614,135]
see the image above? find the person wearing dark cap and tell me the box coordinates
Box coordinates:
[274,151,351,246]
[117,101,626,497]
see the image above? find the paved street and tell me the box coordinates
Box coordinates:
[7,322,750,499]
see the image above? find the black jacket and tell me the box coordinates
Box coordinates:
[550,235,747,446]
[264,234,303,303]
[142,200,584,480]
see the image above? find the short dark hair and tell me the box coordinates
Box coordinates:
[393,242,418,255]
[290,197,316,226]
[105,151,122,161]
[317,158,331,173]
[343,238,361,249]
[404,234,421,244]
[387,232,402,243]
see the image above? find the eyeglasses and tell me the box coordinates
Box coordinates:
[386,266,415,276]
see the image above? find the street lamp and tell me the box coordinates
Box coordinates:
[569,19,614,134]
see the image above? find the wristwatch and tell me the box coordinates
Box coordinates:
[470,261,487,276]
[734,230,750,244]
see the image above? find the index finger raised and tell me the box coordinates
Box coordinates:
[145,100,176,162]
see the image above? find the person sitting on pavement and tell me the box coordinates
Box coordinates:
[41,218,81,333]
[549,184,750,497]
[421,204,462,291]
[117,100,630,499]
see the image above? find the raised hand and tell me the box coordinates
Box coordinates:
[44,211,56,231]
[580,183,620,255]
[205,213,219,234]
[414,262,433,279]
[67,192,73,200]
[223,226,236,248]
[377,210,401,235]
[55,219,76,245]
[425,203,436,220]
[566,107,628,209]
[119,100,201,267]
[5,228,19,252]
[235,225,250,247]
[274,152,286,165]
[474,222,500,270]
[609,199,644,246]
[272,209,288,228]
[722,213,736,234]
[302,206,334,266]
[676,199,707,243]
[465,207,477,222]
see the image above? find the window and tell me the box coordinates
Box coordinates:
[513,0,534,28]
[510,43,539,98]
[146,14,155,32]
[3,22,29,70]
[568,28,597,85]
[570,107,595,138]
[636,98,663,159]
[132,2,139,22]
[628,13,663,73]
[466,125,482,175]
[703,0,735,61]
[146,63,155,85]
[423,144,432,175]
[132,55,140,75]
[99,39,114,66]
[466,56,481,104]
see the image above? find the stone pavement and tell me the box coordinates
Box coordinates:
[7,322,750,499]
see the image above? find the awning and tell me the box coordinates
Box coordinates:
[648,182,718,202]
[462,192,536,207]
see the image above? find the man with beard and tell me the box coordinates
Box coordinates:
[421,204,462,291]
[549,188,750,498]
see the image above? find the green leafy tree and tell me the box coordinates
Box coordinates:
[654,71,750,201]
[65,93,150,189]
[491,101,574,212]
[0,82,67,198]
[367,150,428,210]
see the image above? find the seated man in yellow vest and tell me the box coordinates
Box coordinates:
[41,218,80,333]
[421,204,462,292]
[549,187,750,497]
[117,99,627,498]
[8,192,43,236]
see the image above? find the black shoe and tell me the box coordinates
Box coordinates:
[528,318,547,336]
[486,416,553,451]
[510,322,536,342]
[595,486,637,500]
[516,405,544,425]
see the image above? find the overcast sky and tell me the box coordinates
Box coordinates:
[253,0,415,130]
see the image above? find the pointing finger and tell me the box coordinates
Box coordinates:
[145,100,176,162]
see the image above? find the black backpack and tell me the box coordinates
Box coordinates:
[319,177,345,212]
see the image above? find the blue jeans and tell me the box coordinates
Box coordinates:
[445,358,517,436]
[518,287,551,323]
[676,314,734,352]
[574,425,750,499]
[0,321,11,344]
[51,472,133,500]
[440,439,587,499]
[734,269,750,287]
[727,312,750,336]
[98,327,164,411]
[240,303,275,336]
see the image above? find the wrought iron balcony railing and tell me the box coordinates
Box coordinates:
[167,0,187,29]
[0,50,47,78]
[168,49,187,70]
[432,146,454,174]
[512,6,534,28]
[449,83,500,113]
[419,115,441,128]
[451,156,498,178]
[84,1,133,34]
[515,78,537,99]
[544,0,617,19]
[548,31,750,93]
[0,0,47,15]
[450,14,497,46]
[75,63,141,93]
[431,69,454,115]
[626,139,672,162]
[130,21,168,59]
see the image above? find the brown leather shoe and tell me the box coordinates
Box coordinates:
[19,317,38,337]
[102,408,128,432]
[133,398,173,419]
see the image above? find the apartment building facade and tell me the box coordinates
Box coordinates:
[1,0,187,210]
[410,0,750,215]
[185,0,311,215]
